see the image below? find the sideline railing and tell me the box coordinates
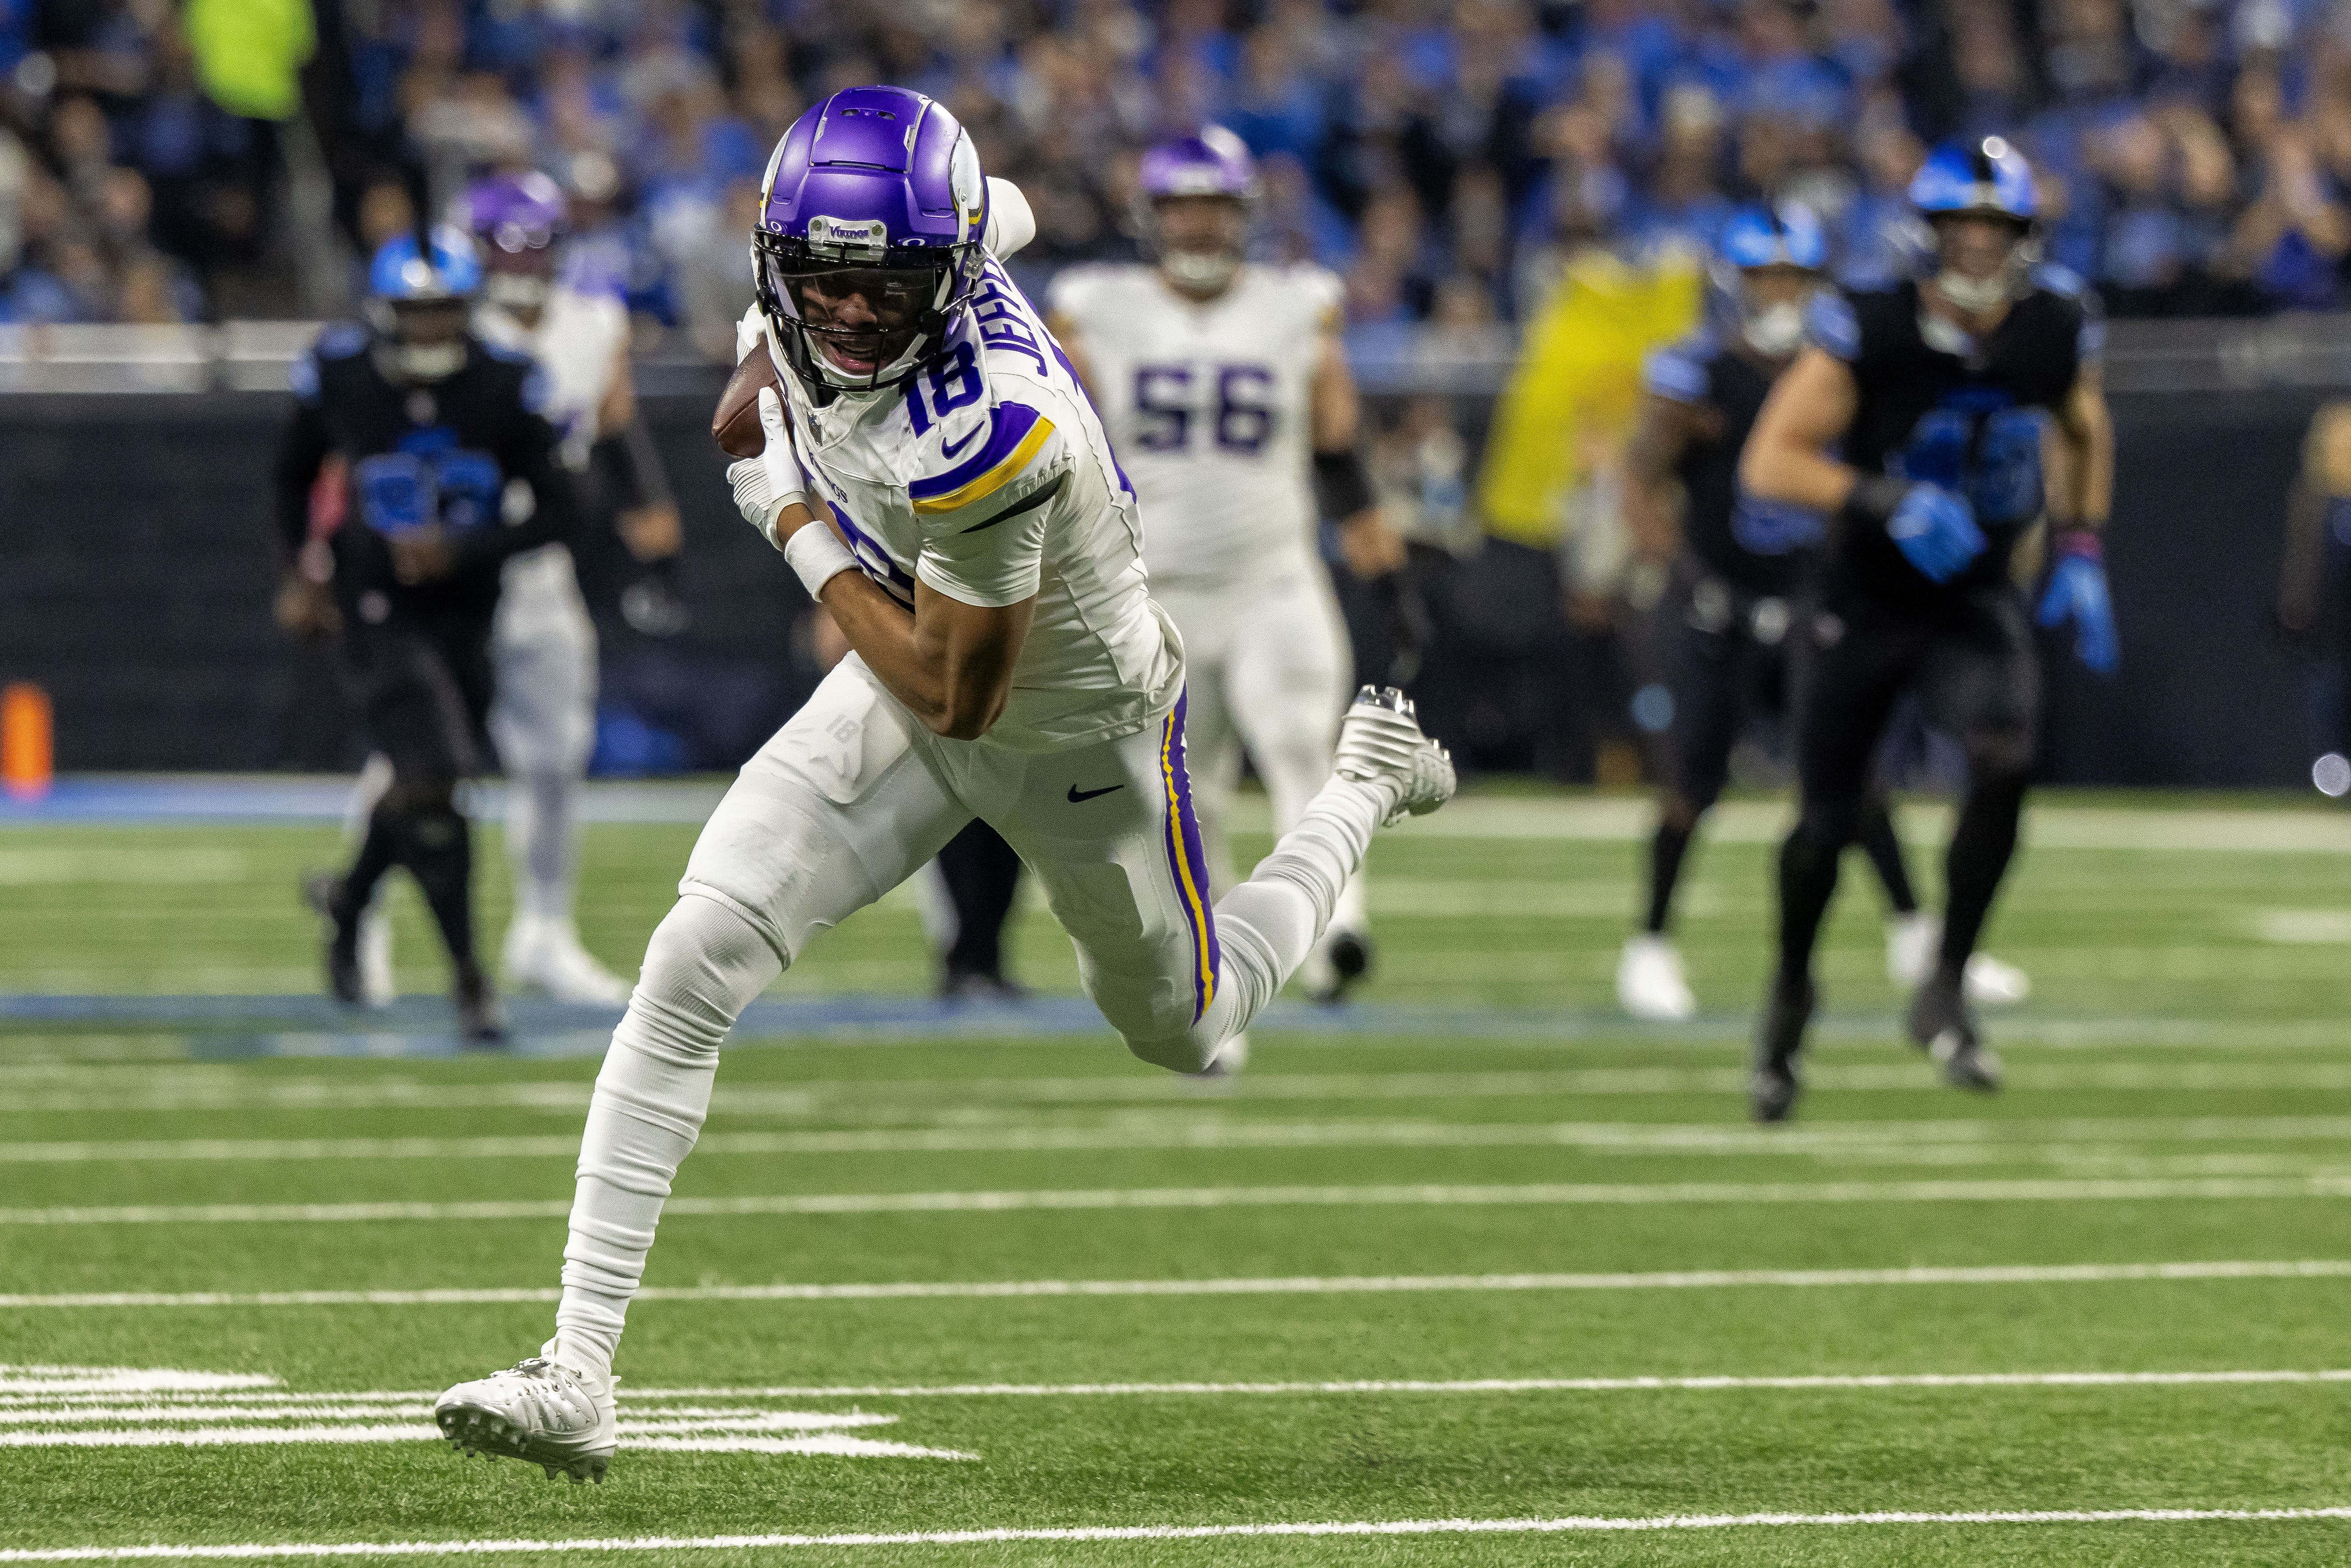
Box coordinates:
[3,316,2349,397]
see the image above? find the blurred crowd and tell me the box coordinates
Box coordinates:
[17,0,2351,336]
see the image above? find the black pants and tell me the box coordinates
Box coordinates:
[936,818,1024,984]
[343,611,495,790]
[331,610,497,976]
[1663,576,1798,814]
[1776,584,2039,986]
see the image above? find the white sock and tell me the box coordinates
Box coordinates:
[552,893,779,1379]
[507,770,578,923]
[1196,773,1388,1045]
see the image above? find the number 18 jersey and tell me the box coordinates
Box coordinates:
[1049,262,1339,584]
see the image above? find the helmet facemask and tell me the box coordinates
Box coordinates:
[370,297,471,383]
[1926,211,2037,314]
[1142,193,1250,298]
[754,229,979,396]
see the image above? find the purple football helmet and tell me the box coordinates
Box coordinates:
[1136,125,1256,295]
[752,86,990,394]
[463,170,569,314]
[1138,126,1258,203]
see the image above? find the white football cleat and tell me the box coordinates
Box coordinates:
[1885,912,2030,1007]
[1617,934,1697,1021]
[504,916,634,1005]
[1186,1031,1248,1087]
[1334,686,1456,826]
[435,1354,615,1483]
[356,898,396,1008]
[1962,951,2030,1006]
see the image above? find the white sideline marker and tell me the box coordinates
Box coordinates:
[8,1257,2351,1310]
[16,1174,2351,1227]
[8,1508,2351,1559]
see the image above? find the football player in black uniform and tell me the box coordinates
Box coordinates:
[2279,401,2351,797]
[274,230,582,1041]
[1739,138,2117,1120]
[1617,202,2015,1021]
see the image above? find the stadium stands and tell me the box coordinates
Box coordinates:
[9,0,2351,338]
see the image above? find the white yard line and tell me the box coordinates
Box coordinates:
[8,1507,2351,1559]
[15,1175,2351,1227]
[34,1371,2351,1407]
[7,1258,2350,1310]
[15,1113,2351,1165]
[18,1059,2351,1119]
[0,1426,968,1459]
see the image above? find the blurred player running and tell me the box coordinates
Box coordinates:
[277,229,583,1041]
[1047,126,1409,1007]
[1618,202,2028,1019]
[1740,137,2116,1121]
[345,172,679,1006]
[2279,401,2351,795]
[431,87,1454,1480]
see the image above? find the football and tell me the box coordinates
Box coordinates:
[713,343,782,459]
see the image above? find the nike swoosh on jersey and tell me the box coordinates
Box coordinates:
[940,421,983,458]
[1067,783,1125,803]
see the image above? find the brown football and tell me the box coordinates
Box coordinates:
[713,345,783,459]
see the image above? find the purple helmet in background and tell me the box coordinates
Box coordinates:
[463,170,569,314]
[1138,125,1258,203]
[1136,125,1256,295]
[464,170,568,254]
[752,86,990,394]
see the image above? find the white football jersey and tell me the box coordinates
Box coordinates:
[758,259,1181,754]
[475,285,630,466]
[1049,263,1340,583]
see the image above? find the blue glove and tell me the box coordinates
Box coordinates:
[2037,531,2118,675]
[1884,482,1985,584]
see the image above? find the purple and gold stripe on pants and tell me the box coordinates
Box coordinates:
[1159,690,1221,1021]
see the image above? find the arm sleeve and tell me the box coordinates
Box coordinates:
[272,396,334,564]
[590,409,674,513]
[909,402,1068,608]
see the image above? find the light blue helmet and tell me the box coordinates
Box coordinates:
[365,229,482,382]
[1717,203,1830,272]
[367,228,483,303]
[1908,136,2038,223]
[1907,137,2040,311]
[1709,203,1830,358]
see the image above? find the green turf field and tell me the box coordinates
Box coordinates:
[6,786,2351,1564]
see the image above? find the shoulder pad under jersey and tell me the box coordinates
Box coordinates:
[1804,290,1864,361]
[1643,330,1718,403]
[907,388,1069,524]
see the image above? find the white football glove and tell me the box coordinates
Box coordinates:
[726,387,811,549]
[733,305,767,366]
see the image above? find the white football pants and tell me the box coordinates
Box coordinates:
[548,653,1393,1378]
[487,546,598,923]
[1152,565,1370,940]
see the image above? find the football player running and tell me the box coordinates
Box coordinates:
[1618,202,2029,1020]
[1047,126,1406,1008]
[279,229,583,1041]
[432,87,1453,1481]
[343,172,676,1007]
[1740,138,2115,1122]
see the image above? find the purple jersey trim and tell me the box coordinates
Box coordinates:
[908,402,1046,501]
